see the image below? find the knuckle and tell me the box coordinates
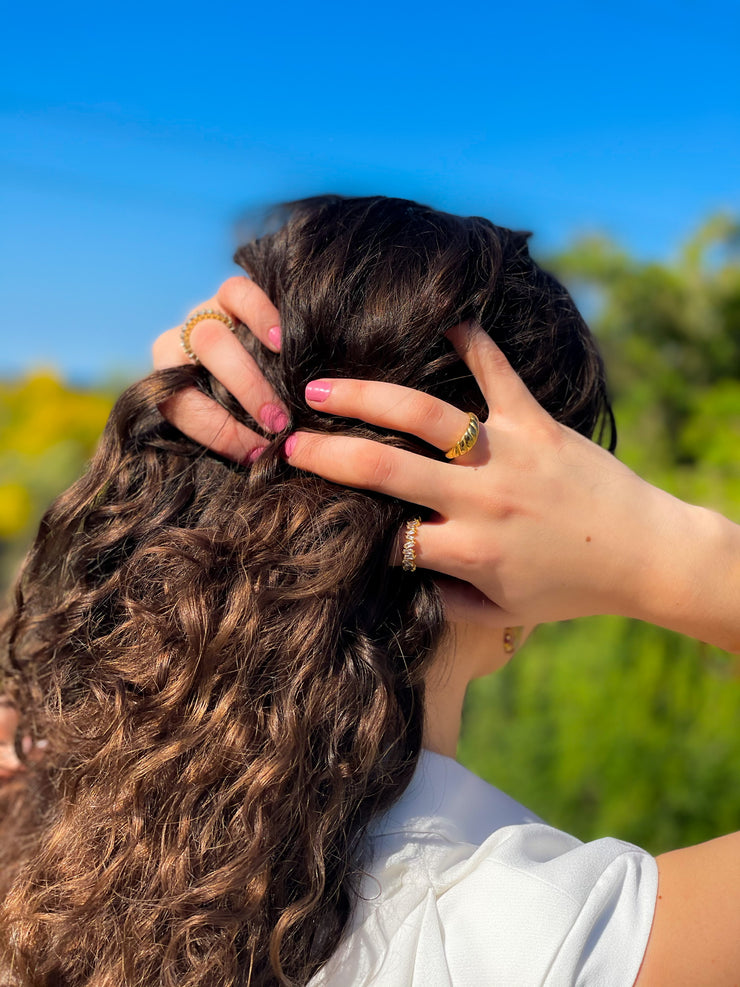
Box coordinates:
[219,275,250,306]
[216,416,250,459]
[190,318,225,351]
[451,535,481,571]
[413,393,445,430]
[483,345,511,378]
[366,447,395,488]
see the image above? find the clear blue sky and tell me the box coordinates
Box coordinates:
[2,0,738,379]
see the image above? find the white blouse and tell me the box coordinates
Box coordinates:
[312,750,658,986]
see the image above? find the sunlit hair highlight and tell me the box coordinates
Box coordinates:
[0,195,615,985]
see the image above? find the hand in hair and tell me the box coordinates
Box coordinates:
[152,277,288,461]
[286,322,740,654]
[153,286,740,652]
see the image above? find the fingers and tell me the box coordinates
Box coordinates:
[389,516,489,587]
[215,277,282,353]
[152,275,290,447]
[284,432,456,512]
[445,321,539,416]
[389,523,517,627]
[160,389,268,463]
[304,379,489,465]
[153,322,288,436]
[188,318,289,433]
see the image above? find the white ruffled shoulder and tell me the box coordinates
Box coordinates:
[312,751,657,986]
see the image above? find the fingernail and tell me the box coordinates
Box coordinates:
[248,445,267,463]
[305,380,332,403]
[284,434,297,457]
[268,326,281,350]
[260,403,289,432]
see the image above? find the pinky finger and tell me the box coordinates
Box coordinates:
[161,388,268,463]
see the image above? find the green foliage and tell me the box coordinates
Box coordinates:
[459,214,740,851]
[459,620,740,855]
[550,213,740,482]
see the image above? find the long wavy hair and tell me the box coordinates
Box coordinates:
[0,195,615,986]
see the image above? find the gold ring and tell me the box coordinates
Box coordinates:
[402,517,422,572]
[445,412,480,459]
[180,309,236,364]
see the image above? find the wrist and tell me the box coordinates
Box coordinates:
[626,495,740,652]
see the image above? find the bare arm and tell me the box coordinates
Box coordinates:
[636,832,740,987]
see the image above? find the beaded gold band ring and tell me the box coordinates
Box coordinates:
[445,412,480,460]
[402,517,422,573]
[180,309,236,364]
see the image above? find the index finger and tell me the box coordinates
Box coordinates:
[446,321,539,415]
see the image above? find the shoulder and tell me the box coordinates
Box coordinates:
[314,753,658,986]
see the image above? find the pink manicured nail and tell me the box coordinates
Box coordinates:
[284,434,297,457]
[305,380,332,403]
[267,326,281,350]
[248,445,267,463]
[260,403,289,432]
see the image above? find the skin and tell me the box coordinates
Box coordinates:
[148,276,740,984]
[424,621,533,757]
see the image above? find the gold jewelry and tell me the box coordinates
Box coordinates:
[445,412,480,459]
[503,626,523,654]
[180,309,235,364]
[402,517,422,572]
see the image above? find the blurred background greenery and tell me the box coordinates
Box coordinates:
[1,216,739,855]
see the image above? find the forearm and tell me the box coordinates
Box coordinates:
[623,489,740,653]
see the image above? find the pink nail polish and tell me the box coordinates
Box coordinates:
[305,380,332,403]
[248,445,266,463]
[260,403,289,432]
[284,434,297,457]
[268,326,281,350]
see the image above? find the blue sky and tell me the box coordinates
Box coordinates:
[2,0,738,379]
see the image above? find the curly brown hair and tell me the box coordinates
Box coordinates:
[0,196,615,986]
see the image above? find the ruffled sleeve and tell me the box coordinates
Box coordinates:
[314,824,657,986]
[310,752,658,986]
[435,825,658,986]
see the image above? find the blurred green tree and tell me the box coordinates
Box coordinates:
[551,214,740,490]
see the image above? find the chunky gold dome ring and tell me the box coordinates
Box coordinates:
[445,412,480,460]
[180,309,236,364]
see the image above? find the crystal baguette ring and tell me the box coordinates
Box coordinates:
[445,412,480,460]
[402,517,422,572]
